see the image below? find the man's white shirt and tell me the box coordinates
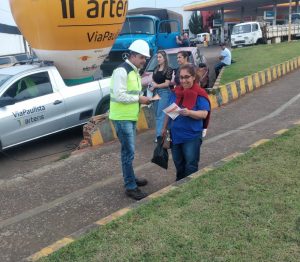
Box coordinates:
[221,48,232,65]
[111,59,140,103]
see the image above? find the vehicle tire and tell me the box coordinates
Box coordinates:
[256,38,264,45]
[95,100,110,115]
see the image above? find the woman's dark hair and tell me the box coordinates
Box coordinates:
[154,50,169,75]
[177,51,189,62]
[179,64,196,77]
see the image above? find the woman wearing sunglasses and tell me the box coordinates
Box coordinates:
[163,64,211,181]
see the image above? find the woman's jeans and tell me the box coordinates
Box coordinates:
[171,135,203,181]
[112,120,137,190]
[153,88,171,138]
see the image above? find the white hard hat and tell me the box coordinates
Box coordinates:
[128,39,150,57]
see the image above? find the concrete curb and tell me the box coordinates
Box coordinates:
[78,105,155,149]
[25,122,300,261]
[79,55,300,149]
[211,56,300,108]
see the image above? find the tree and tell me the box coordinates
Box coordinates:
[188,11,203,35]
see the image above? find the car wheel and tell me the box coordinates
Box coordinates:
[96,100,110,115]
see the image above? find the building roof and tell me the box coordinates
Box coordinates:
[184,0,295,11]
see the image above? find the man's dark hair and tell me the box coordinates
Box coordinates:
[129,51,139,57]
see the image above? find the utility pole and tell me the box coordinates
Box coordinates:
[288,0,292,42]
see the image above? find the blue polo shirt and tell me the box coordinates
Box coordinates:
[167,92,210,144]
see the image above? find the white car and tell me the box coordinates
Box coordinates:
[0,63,110,150]
[197,33,210,43]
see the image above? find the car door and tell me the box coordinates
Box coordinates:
[157,20,181,49]
[252,23,260,43]
[58,81,99,128]
[0,71,66,149]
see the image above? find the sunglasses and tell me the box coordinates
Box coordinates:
[180,75,192,80]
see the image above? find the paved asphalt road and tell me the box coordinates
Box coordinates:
[1,60,300,261]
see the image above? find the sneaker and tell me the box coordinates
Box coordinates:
[125,188,148,200]
[135,178,148,187]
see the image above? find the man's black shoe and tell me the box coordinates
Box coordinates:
[126,188,148,200]
[135,178,148,187]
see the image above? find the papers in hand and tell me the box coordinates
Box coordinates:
[150,94,161,102]
[146,88,153,98]
[163,103,181,120]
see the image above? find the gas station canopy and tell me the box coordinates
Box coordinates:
[184,0,297,12]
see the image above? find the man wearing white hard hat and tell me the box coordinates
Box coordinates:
[109,39,151,200]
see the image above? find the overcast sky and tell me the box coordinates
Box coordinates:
[0,0,196,26]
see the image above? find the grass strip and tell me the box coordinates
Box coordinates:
[40,126,300,262]
[220,41,300,85]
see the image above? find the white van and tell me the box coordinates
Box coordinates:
[231,22,263,47]
[196,33,210,43]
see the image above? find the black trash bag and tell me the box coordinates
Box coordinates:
[151,136,169,169]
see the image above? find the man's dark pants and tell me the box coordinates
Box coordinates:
[214,62,226,77]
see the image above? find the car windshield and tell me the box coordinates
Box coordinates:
[292,13,300,22]
[232,24,252,35]
[0,74,12,87]
[120,18,155,35]
[145,52,194,72]
[0,57,11,65]
[15,54,29,62]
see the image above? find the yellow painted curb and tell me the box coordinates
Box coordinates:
[221,152,243,162]
[190,166,214,179]
[247,76,254,91]
[249,139,270,148]
[148,185,177,199]
[267,68,272,83]
[293,120,300,125]
[286,61,290,72]
[282,63,286,75]
[239,78,246,95]
[259,71,266,86]
[220,85,229,104]
[95,207,131,226]
[27,237,74,261]
[208,94,218,109]
[256,73,261,88]
[91,129,104,146]
[272,66,277,80]
[290,60,294,71]
[277,64,281,78]
[230,82,238,99]
[274,129,289,135]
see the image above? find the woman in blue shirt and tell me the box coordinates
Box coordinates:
[162,64,211,181]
